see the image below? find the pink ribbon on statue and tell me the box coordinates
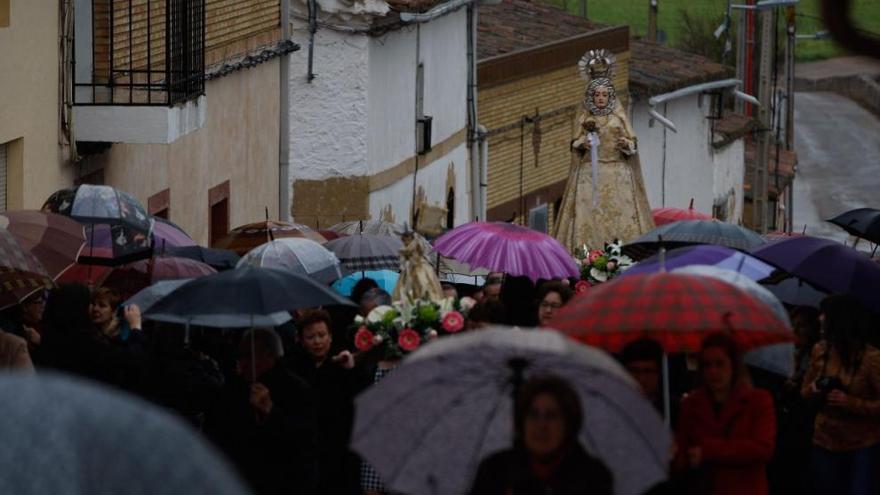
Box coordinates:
[589,132,601,208]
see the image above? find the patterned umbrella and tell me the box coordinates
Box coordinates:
[0,227,54,309]
[42,185,154,265]
[324,234,402,272]
[549,272,793,353]
[433,222,579,282]
[651,199,711,226]
[624,220,767,260]
[827,208,880,245]
[351,328,670,495]
[237,238,343,283]
[215,220,326,255]
[623,245,775,281]
[101,256,217,299]
[0,211,86,280]
[152,217,197,250]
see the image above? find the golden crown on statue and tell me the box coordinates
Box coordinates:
[578,49,616,81]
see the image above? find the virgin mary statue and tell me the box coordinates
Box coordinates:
[554,49,654,252]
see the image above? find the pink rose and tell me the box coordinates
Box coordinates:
[574,280,592,294]
[398,328,421,352]
[588,249,604,264]
[354,327,375,351]
[442,311,465,333]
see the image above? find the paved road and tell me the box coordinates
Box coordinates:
[791,91,880,243]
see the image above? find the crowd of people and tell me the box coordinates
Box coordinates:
[0,271,877,495]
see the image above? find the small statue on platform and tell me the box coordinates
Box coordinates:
[554,49,655,252]
[392,227,444,302]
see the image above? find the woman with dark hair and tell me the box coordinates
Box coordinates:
[501,276,538,327]
[801,294,880,495]
[674,333,776,495]
[469,376,613,495]
[536,281,574,328]
[466,299,508,330]
[288,308,368,495]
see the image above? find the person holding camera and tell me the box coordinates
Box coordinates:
[801,294,880,495]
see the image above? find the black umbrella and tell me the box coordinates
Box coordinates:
[166,245,241,271]
[144,266,355,328]
[828,208,880,246]
[624,220,767,260]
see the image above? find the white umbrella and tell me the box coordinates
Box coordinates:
[237,238,343,283]
[351,328,670,495]
[674,265,795,377]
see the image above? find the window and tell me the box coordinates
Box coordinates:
[0,0,9,28]
[529,204,549,234]
[148,189,170,219]
[208,181,229,247]
[0,142,7,212]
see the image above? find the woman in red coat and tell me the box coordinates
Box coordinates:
[674,333,776,495]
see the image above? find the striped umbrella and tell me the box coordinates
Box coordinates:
[0,226,53,309]
[0,211,86,280]
[215,220,327,255]
[324,234,402,272]
[237,238,343,283]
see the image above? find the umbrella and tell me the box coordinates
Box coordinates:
[351,328,670,495]
[623,245,775,281]
[550,273,793,353]
[750,236,880,312]
[330,219,405,236]
[152,217,197,249]
[623,220,767,260]
[0,226,54,309]
[42,185,154,265]
[145,266,355,328]
[332,270,399,296]
[101,256,217,299]
[318,230,345,241]
[762,276,828,308]
[166,245,240,271]
[433,222,579,282]
[437,256,488,286]
[672,265,794,377]
[0,211,86,280]
[0,373,250,495]
[124,279,192,313]
[236,238,343,283]
[324,234,402,272]
[763,231,807,241]
[651,199,711,226]
[828,208,880,246]
[215,220,326,255]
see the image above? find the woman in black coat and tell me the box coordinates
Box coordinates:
[286,309,369,495]
[469,376,613,495]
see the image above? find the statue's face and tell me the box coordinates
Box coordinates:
[593,86,610,109]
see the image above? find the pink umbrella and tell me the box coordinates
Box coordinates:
[433,222,578,281]
[152,217,197,249]
[101,256,217,299]
[651,199,711,226]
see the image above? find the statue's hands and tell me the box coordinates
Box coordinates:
[617,136,635,154]
[571,137,590,155]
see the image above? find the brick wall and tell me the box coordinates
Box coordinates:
[479,48,631,226]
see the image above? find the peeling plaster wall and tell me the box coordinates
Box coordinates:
[288,26,370,180]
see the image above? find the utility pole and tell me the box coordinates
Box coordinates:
[647,0,658,42]
[752,8,775,233]
[783,6,796,150]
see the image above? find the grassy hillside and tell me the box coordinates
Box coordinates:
[546,0,880,61]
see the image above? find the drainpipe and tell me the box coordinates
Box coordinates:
[400,0,500,23]
[479,124,488,219]
[279,0,292,221]
[648,78,758,132]
[466,3,480,220]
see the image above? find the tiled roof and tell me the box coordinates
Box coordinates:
[206,40,299,80]
[712,113,757,149]
[630,40,734,99]
[744,140,797,196]
[478,0,603,60]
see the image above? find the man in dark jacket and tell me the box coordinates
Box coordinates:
[206,327,318,495]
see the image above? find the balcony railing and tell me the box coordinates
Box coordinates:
[74,0,205,106]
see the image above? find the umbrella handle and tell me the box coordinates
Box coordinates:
[663,353,671,428]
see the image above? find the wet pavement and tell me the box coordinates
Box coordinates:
[791,91,880,244]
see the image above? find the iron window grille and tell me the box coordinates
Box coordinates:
[74,0,205,106]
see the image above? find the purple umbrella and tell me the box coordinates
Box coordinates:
[750,236,880,312]
[433,222,578,282]
[152,218,197,249]
[623,245,775,281]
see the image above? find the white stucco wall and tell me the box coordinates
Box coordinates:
[631,94,744,224]
[288,26,371,180]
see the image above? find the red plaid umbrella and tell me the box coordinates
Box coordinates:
[651,199,711,226]
[549,272,793,353]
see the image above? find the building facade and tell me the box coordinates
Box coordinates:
[286,0,471,233]
[71,0,292,246]
[0,0,72,211]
